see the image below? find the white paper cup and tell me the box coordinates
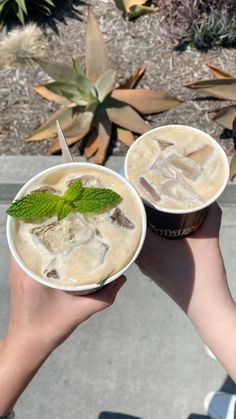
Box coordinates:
[7,163,147,294]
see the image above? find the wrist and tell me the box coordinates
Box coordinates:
[6,318,58,356]
[3,329,54,363]
[0,333,52,416]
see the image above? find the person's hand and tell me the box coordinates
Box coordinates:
[0,258,126,416]
[7,257,126,352]
[137,203,236,381]
[137,203,225,313]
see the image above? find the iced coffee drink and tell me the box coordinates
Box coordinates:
[125,125,229,237]
[7,163,146,290]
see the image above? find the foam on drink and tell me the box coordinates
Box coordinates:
[13,166,142,287]
[126,125,227,211]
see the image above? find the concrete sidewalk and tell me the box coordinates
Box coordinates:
[0,156,236,419]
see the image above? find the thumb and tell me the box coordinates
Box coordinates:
[88,275,127,308]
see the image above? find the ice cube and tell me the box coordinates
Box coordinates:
[152,135,174,151]
[31,213,95,254]
[84,211,109,225]
[185,144,214,165]
[139,177,161,202]
[32,185,60,194]
[149,155,173,178]
[110,208,135,230]
[69,237,108,270]
[158,175,204,206]
[166,152,202,181]
[65,175,102,188]
[44,258,60,279]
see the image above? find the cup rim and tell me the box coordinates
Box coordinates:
[7,162,147,292]
[124,124,230,215]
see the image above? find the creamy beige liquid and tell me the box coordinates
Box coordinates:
[127,126,227,210]
[14,167,142,287]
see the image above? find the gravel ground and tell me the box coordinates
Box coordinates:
[0,0,235,157]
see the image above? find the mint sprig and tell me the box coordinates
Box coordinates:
[7,179,122,221]
[73,187,121,214]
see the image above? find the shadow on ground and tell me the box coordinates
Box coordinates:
[187,376,236,419]
[99,413,141,419]
[5,0,87,33]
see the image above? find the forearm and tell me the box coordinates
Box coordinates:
[185,241,236,381]
[0,335,52,416]
[188,281,236,381]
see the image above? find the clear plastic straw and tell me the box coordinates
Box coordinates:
[56,120,74,163]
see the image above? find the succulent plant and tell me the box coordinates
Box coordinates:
[0,0,55,27]
[156,0,236,50]
[185,63,236,179]
[185,63,236,130]
[27,9,182,164]
[114,0,157,18]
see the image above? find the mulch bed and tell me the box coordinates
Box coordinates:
[0,0,235,158]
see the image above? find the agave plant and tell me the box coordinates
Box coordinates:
[27,9,182,164]
[185,63,236,130]
[185,63,236,179]
[114,0,157,18]
[0,0,55,27]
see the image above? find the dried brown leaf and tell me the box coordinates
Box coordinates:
[230,151,236,181]
[47,134,83,154]
[86,8,110,84]
[95,111,112,164]
[207,64,234,80]
[107,102,150,133]
[112,89,182,114]
[120,65,145,89]
[58,112,93,137]
[213,105,236,130]
[32,84,70,105]
[26,106,74,141]
[185,79,236,101]
[114,0,157,17]
[84,135,100,158]
[117,128,134,147]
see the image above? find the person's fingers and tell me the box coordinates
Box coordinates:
[78,275,127,313]
[189,202,222,240]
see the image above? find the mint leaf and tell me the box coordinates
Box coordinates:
[73,187,121,214]
[7,179,122,220]
[6,192,63,220]
[63,179,84,203]
[56,200,71,221]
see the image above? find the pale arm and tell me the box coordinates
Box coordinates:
[0,258,126,416]
[137,204,236,382]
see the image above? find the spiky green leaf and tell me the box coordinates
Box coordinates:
[44,81,90,106]
[36,59,76,82]
[16,1,26,24]
[95,69,117,102]
[15,0,27,13]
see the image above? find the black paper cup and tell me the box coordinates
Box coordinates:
[125,125,230,238]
